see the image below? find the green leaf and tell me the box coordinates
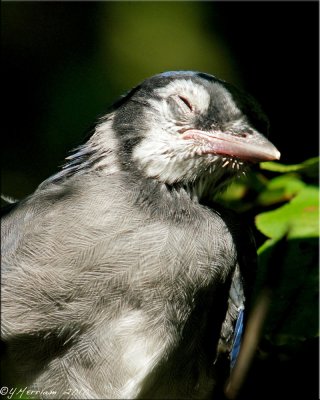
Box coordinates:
[255,185,319,342]
[247,160,320,347]
[260,157,319,177]
[255,186,319,240]
[257,174,306,206]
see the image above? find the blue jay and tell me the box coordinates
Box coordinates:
[1,71,280,399]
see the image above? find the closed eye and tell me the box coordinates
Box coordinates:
[178,96,193,112]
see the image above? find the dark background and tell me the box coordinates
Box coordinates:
[1,2,319,399]
[2,1,319,199]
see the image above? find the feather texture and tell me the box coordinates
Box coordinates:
[1,71,278,399]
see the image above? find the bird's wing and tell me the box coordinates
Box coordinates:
[216,264,245,366]
[209,203,257,371]
[230,303,244,369]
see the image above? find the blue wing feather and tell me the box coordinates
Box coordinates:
[230,307,244,369]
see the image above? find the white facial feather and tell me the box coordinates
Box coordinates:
[132,130,212,184]
[153,79,211,114]
[132,79,218,185]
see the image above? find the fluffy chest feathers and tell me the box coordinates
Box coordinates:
[2,172,237,301]
[2,173,239,398]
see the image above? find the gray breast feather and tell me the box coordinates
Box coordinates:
[1,172,248,399]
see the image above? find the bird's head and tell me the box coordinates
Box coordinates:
[58,71,280,198]
[109,71,280,195]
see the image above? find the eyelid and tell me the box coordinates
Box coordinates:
[178,95,193,111]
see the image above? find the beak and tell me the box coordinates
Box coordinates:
[181,128,280,163]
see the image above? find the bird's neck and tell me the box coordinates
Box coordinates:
[127,172,226,224]
[39,118,120,187]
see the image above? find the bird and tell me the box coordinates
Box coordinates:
[1,71,280,399]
